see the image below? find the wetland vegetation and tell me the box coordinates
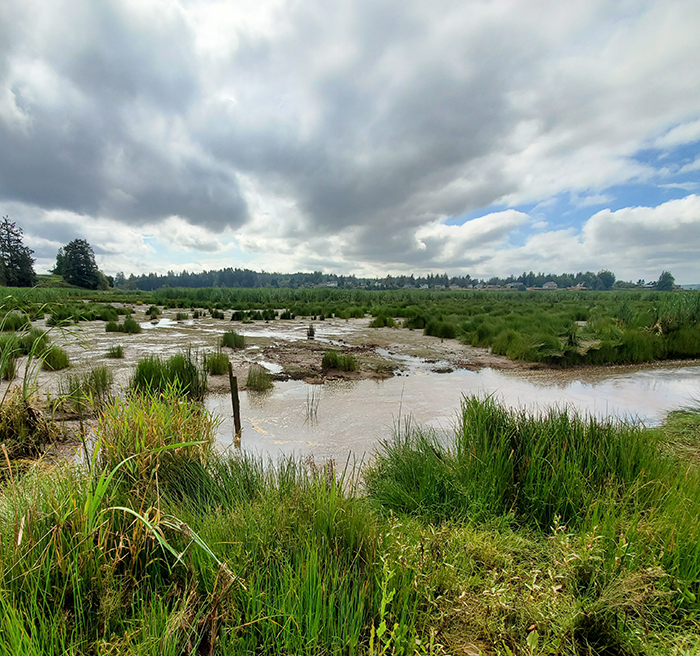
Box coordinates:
[1,284,700,653]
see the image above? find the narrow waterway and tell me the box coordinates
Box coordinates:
[207,364,700,461]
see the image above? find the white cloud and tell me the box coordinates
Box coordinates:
[654,118,700,149]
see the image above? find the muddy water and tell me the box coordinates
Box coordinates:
[13,310,700,463]
[207,364,700,461]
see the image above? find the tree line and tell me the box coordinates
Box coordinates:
[0,216,679,293]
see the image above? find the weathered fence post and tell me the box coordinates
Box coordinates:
[228,362,242,439]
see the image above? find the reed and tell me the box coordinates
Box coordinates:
[322,349,358,372]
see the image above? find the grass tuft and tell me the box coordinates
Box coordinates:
[105,344,124,358]
[204,350,229,375]
[246,363,273,391]
[221,330,245,349]
[131,350,207,400]
[41,345,69,371]
[322,349,358,371]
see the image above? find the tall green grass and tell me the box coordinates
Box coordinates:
[322,349,358,371]
[204,350,229,375]
[220,330,245,348]
[40,345,69,371]
[131,351,207,400]
[246,363,273,391]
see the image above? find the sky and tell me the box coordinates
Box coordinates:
[1,0,699,283]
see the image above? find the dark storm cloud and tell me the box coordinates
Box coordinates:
[0,0,249,232]
[1,0,699,277]
[200,0,534,239]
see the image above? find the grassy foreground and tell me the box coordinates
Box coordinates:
[1,394,700,654]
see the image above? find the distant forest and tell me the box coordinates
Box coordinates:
[113,267,657,292]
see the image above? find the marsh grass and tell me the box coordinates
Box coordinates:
[0,393,699,653]
[105,317,141,334]
[57,366,114,415]
[0,387,58,461]
[40,345,69,371]
[246,364,273,391]
[105,344,124,358]
[175,311,189,321]
[220,330,245,349]
[204,350,229,375]
[131,350,207,400]
[322,349,358,372]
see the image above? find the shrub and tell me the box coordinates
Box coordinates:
[221,331,245,349]
[369,315,395,328]
[41,345,69,371]
[106,345,124,358]
[424,320,457,339]
[211,309,225,319]
[147,305,160,316]
[105,320,119,332]
[246,363,273,391]
[175,312,189,321]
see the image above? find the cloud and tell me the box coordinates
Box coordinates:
[0,0,699,279]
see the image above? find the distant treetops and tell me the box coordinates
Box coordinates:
[53,238,112,290]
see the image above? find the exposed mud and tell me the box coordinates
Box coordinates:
[12,308,523,398]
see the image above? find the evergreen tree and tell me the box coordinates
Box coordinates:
[0,216,36,287]
[58,239,100,289]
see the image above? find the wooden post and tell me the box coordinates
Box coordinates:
[228,362,242,439]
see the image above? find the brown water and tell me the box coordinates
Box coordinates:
[207,364,700,461]
[12,312,700,463]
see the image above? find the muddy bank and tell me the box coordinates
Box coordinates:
[12,308,523,398]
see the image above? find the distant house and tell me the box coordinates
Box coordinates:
[570,283,586,290]
[543,281,558,290]
[420,284,429,289]
[325,281,338,287]
[506,282,525,289]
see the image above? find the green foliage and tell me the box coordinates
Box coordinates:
[321,349,359,372]
[55,239,103,289]
[246,363,273,391]
[105,345,124,358]
[146,305,160,316]
[423,319,457,339]
[131,351,207,400]
[204,350,229,375]
[220,330,245,349]
[105,317,141,334]
[58,366,114,414]
[0,217,36,287]
[657,270,676,291]
[369,314,395,328]
[0,313,30,332]
[41,345,69,371]
[175,311,189,321]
